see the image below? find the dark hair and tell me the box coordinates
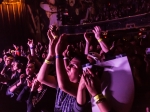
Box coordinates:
[73,53,89,65]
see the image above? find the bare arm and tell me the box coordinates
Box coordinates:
[37,25,60,88]
[55,34,78,97]
[37,55,57,88]
[93,26,109,53]
[84,33,91,55]
[1,66,7,75]
[9,74,26,92]
[83,69,112,112]
[9,81,22,92]
[96,100,112,112]
[77,75,86,105]
[63,45,70,70]
[27,39,35,56]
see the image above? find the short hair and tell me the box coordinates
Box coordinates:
[6,54,14,60]
[73,53,89,66]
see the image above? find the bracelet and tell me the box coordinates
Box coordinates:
[30,47,35,49]
[63,57,69,60]
[97,38,102,43]
[55,55,63,59]
[44,59,54,64]
[94,94,105,102]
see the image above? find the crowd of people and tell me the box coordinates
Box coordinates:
[0,24,150,112]
[48,0,150,25]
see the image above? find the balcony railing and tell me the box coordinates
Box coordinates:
[59,12,150,34]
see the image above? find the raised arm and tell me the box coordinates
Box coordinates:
[62,45,70,70]
[84,32,91,55]
[27,39,35,56]
[83,69,113,112]
[55,34,78,97]
[37,26,58,88]
[77,74,86,105]
[93,26,109,53]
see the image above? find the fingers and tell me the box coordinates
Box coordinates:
[47,30,53,41]
[93,26,101,33]
[26,79,31,84]
[66,45,70,51]
[87,68,94,77]
[83,71,90,85]
[92,29,96,34]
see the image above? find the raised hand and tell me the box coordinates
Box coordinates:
[48,37,59,56]
[27,39,34,48]
[84,32,91,43]
[13,44,17,49]
[92,26,102,40]
[31,78,40,91]
[47,25,59,42]
[83,68,101,96]
[63,45,71,57]
[26,78,32,88]
[19,74,26,85]
[55,34,68,55]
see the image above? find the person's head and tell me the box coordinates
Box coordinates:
[69,0,75,7]
[4,54,14,66]
[26,62,36,76]
[66,54,88,83]
[11,61,23,72]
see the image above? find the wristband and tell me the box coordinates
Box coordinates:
[94,94,105,102]
[55,55,63,59]
[63,57,69,60]
[97,38,102,43]
[44,59,54,64]
[30,47,35,49]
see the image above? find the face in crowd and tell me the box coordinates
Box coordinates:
[26,63,36,76]
[11,61,23,72]
[5,57,13,66]
[66,57,82,83]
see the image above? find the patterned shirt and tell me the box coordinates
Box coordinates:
[54,88,76,112]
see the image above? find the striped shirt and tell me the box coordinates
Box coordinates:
[54,88,76,112]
